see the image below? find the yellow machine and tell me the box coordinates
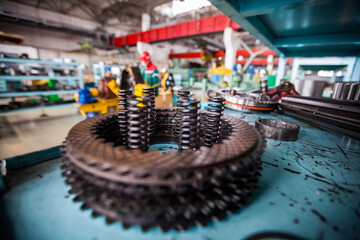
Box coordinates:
[207,59,231,88]
[74,72,120,118]
[74,68,175,118]
[74,87,119,117]
[75,98,118,117]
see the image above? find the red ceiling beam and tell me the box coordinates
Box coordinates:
[236,59,293,65]
[113,14,241,47]
[214,49,277,58]
[169,49,277,59]
[169,50,291,65]
[237,49,276,57]
[169,52,203,59]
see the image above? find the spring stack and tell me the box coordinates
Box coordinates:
[118,90,132,145]
[177,90,199,150]
[260,77,268,93]
[126,95,149,151]
[175,90,190,136]
[204,96,224,147]
[142,88,156,136]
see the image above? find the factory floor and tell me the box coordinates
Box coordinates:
[0,105,83,159]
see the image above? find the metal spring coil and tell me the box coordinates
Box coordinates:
[175,90,191,136]
[142,88,156,136]
[126,95,149,151]
[118,90,132,110]
[174,90,189,136]
[179,98,200,151]
[203,96,224,147]
[260,77,268,93]
[118,90,132,145]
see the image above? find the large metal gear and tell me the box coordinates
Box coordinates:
[61,90,265,232]
[208,89,277,113]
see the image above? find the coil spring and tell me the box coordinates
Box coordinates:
[118,90,132,110]
[260,77,268,93]
[175,90,190,136]
[203,96,224,147]
[118,90,132,145]
[142,88,156,136]
[179,97,200,151]
[127,95,149,151]
[177,90,191,106]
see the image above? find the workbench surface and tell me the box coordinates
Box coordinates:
[2,109,360,240]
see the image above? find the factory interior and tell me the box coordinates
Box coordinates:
[0,0,359,239]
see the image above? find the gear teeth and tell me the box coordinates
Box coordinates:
[160,225,171,232]
[61,109,265,232]
[174,223,185,231]
[106,217,116,225]
[141,225,151,232]
[122,223,131,229]
[81,203,90,210]
[68,188,76,194]
[91,210,101,218]
[65,177,76,184]
[212,209,226,221]
[196,215,211,226]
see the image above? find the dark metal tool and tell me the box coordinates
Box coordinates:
[279,95,360,139]
[255,118,300,141]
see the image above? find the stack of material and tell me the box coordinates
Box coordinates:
[61,92,265,231]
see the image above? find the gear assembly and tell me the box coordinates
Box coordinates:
[61,89,265,232]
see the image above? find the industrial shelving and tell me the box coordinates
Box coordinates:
[0,58,84,97]
[0,90,77,97]
[0,58,83,111]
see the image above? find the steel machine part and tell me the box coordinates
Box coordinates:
[210,80,299,113]
[255,118,300,141]
[215,89,277,113]
[347,83,360,101]
[61,91,265,232]
[332,82,360,101]
[280,95,360,139]
[266,80,300,102]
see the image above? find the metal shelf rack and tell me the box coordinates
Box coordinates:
[0,58,84,98]
[0,90,77,97]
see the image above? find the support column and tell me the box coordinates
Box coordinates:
[223,27,240,71]
[349,57,360,81]
[141,13,151,32]
[291,58,300,80]
[276,56,286,86]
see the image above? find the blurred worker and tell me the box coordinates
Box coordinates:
[98,71,117,99]
[139,51,159,96]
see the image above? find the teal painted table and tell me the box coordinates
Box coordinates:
[1,109,360,240]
